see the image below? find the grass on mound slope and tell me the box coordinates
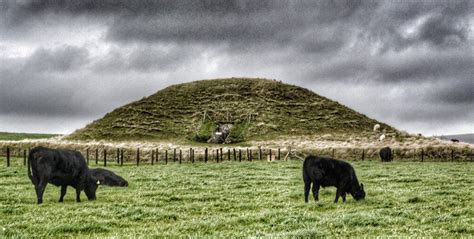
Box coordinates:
[0,159,472,237]
[68,78,396,142]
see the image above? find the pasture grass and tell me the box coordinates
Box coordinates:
[0,132,59,141]
[0,158,473,238]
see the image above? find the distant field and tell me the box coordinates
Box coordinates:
[0,132,59,141]
[0,159,473,237]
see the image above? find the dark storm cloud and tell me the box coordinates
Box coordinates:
[0,45,92,116]
[427,80,474,105]
[25,45,89,72]
[416,13,468,47]
[371,50,473,82]
[0,0,472,135]
[92,45,198,72]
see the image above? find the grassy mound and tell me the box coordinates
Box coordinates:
[68,78,395,142]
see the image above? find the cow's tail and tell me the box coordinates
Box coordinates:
[27,150,38,185]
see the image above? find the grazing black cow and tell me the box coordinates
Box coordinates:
[27,146,99,204]
[303,156,365,203]
[90,168,128,187]
[451,139,459,143]
[379,147,393,162]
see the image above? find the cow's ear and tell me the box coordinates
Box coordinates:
[360,183,364,190]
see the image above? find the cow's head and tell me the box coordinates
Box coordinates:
[353,183,365,201]
[84,175,100,200]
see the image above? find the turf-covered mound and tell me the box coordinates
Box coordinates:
[68,78,395,142]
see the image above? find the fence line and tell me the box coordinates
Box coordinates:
[1,145,473,167]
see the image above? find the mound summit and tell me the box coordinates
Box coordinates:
[68,78,395,143]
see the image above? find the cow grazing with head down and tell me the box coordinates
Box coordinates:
[379,147,393,162]
[303,155,365,203]
[27,146,100,204]
[90,168,128,187]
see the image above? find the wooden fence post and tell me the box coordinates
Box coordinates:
[233,148,236,161]
[165,150,168,164]
[173,149,176,162]
[136,148,140,166]
[86,148,89,165]
[216,149,219,163]
[239,149,242,162]
[421,148,424,162]
[278,148,281,160]
[179,149,182,164]
[259,146,262,160]
[220,148,223,161]
[116,148,120,164]
[23,149,27,166]
[362,149,365,161]
[103,149,107,167]
[204,148,208,162]
[191,148,195,163]
[95,148,99,165]
[451,149,454,162]
[151,150,155,165]
[227,149,230,161]
[6,147,10,167]
[120,149,124,166]
[249,149,253,161]
[246,148,249,161]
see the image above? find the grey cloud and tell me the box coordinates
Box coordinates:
[25,45,89,72]
[93,45,197,73]
[416,13,468,47]
[427,79,474,105]
[361,0,472,52]
[0,45,92,116]
[371,50,473,82]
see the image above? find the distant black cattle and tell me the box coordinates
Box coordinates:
[90,168,128,187]
[451,139,459,143]
[379,147,393,162]
[27,146,99,204]
[303,156,365,203]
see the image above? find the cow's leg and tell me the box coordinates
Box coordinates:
[59,185,67,202]
[36,178,48,204]
[334,188,341,203]
[75,189,81,202]
[303,170,311,203]
[312,183,320,201]
[304,181,311,203]
[341,192,346,203]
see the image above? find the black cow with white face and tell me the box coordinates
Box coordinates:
[303,155,365,203]
[27,146,99,204]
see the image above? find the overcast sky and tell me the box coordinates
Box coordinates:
[0,0,472,136]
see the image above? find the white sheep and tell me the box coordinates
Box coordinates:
[379,134,386,141]
[373,124,380,132]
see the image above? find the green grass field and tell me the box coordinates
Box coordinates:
[0,159,473,237]
[0,132,59,141]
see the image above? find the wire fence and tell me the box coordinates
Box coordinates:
[1,145,473,167]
